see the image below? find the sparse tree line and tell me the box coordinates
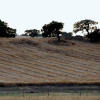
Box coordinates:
[0,19,100,42]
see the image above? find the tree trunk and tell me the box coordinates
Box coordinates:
[86,29,89,36]
[57,33,60,41]
[86,24,90,36]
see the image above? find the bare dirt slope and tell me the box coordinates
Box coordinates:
[0,38,100,84]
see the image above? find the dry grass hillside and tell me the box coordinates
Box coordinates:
[0,96,100,100]
[0,37,100,84]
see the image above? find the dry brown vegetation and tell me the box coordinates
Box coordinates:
[0,96,100,100]
[0,37,100,84]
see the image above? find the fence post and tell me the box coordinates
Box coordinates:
[80,91,81,96]
[48,88,49,96]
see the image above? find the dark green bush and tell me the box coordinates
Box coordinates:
[87,29,100,42]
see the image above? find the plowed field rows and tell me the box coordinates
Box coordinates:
[0,38,100,84]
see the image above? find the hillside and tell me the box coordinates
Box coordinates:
[0,37,100,84]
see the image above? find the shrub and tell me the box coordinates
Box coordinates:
[62,32,72,40]
[72,35,84,41]
[87,29,100,42]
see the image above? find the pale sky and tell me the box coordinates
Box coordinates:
[0,0,100,34]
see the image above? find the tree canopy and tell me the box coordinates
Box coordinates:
[73,19,98,35]
[41,21,64,41]
[25,29,40,37]
[0,19,16,37]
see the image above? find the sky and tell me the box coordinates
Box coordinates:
[0,0,100,35]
